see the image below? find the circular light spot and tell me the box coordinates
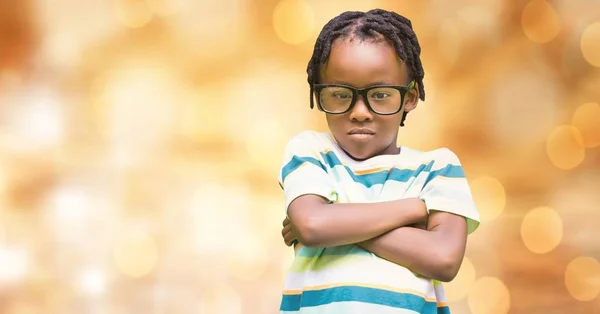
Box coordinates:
[113,230,159,278]
[565,256,600,301]
[272,0,316,45]
[115,0,153,28]
[546,125,585,170]
[571,102,600,147]
[521,0,561,43]
[199,284,242,314]
[0,247,30,284]
[581,22,600,67]
[467,277,511,314]
[470,176,506,222]
[444,257,476,302]
[78,268,106,296]
[520,206,563,254]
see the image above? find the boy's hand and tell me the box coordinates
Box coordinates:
[394,198,428,227]
[281,217,297,247]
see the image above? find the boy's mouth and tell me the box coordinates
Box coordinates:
[347,128,375,135]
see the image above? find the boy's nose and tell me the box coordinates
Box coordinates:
[349,96,373,122]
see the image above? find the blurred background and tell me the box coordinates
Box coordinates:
[0,0,599,313]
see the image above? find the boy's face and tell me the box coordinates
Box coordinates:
[319,38,419,161]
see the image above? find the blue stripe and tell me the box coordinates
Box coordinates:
[281,151,464,189]
[280,286,438,312]
[438,306,451,314]
[424,164,465,185]
[321,151,437,188]
[281,156,327,182]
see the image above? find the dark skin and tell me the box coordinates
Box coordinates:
[281,38,468,282]
[320,38,418,161]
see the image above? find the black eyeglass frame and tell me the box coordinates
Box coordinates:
[309,80,416,115]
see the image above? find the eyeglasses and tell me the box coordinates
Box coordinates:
[311,80,415,115]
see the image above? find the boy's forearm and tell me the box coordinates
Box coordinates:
[289,197,426,248]
[356,215,467,282]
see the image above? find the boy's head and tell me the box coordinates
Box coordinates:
[307,9,425,161]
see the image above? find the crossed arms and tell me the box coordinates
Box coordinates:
[281,194,468,282]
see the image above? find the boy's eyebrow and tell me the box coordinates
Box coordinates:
[328,80,399,87]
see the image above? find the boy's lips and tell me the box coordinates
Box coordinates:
[347,128,375,135]
[347,128,375,142]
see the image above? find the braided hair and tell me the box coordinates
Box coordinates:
[307,9,425,127]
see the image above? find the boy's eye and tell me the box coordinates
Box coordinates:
[371,92,389,100]
[332,91,352,99]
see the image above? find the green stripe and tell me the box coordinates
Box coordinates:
[289,253,370,273]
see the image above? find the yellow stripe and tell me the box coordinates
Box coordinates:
[437,302,448,307]
[282,282,437,302]
[354,167,388,175]
[319,149,431,175]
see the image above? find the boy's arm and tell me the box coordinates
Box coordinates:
[279,132,427,248]
[357,211,467,282]
[287,195,427,248]
[357,148,480,282]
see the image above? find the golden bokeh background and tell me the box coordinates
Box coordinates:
[0,0,599,313]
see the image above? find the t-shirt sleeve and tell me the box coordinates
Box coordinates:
[278,132,339,214]
[419,148,480,234]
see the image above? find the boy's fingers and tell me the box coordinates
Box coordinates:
[283,232,294,246]
[281,224,291,237]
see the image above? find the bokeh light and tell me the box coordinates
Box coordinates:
[113,229,159,278]
[167,0,248,62]
[437,18,463,69]
[580,22,600,67]
[470,176,506,222]
[93,61,182,167]
[488,68,561,145]
[467,277,511,314]
[0,247,30,286]
[520,206,563,254]
[199,283,243,314]
[1,85,65,152]
[114,0,154,29]
[564,256,600,301]
[546,125,585,170]
[78,267,107,296]
[521,0,561,43]
[1,1,600,313]
[273,0,316,45]
[145,0,187,17]
[571,102,600,147]
[444,257,476,302]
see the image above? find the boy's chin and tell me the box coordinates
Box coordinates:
[342,147,376,161]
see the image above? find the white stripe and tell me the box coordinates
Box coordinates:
[281,301,420,314]
[284,256,437,299]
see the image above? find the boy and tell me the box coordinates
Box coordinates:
[278,9,480,314]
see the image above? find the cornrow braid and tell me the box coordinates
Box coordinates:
[307,9,425,127]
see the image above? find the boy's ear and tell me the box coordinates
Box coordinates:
[403,84,420,112]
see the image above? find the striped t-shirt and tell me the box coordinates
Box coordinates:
[278,130,480,314]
